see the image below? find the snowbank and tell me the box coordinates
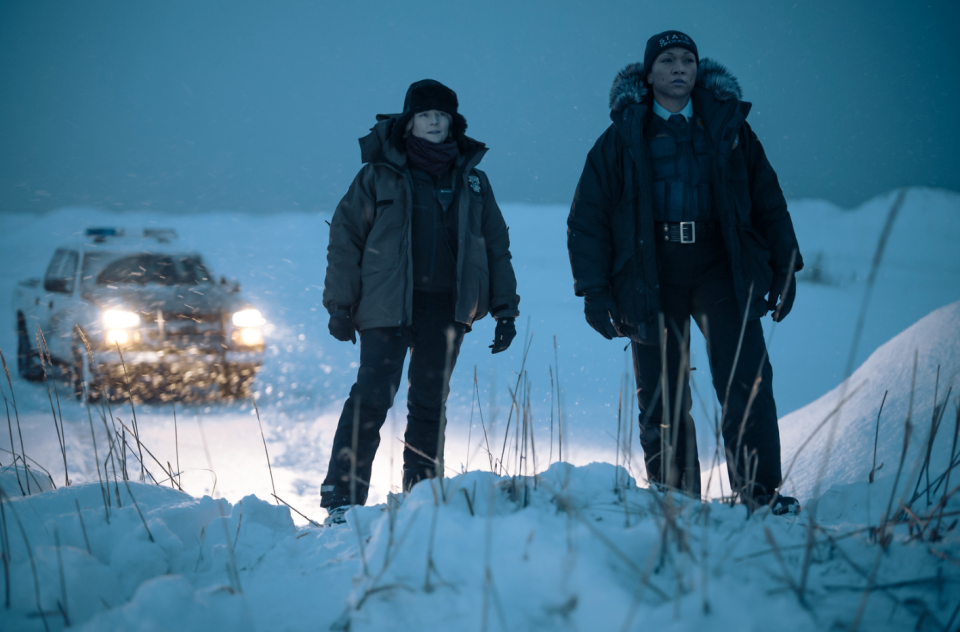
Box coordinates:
[780,300,960,502]
[2,461,957,631]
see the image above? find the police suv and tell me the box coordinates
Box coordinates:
[13,228,265,402]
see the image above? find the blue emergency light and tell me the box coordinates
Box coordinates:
[85,228,124,238]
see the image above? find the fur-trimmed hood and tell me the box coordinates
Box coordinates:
[609,57,743,112]
[359,114,486,170]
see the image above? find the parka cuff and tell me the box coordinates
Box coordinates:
[491,304,520,319]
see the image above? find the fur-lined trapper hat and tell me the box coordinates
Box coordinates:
[609,58,743,113]
[389,79,468,150]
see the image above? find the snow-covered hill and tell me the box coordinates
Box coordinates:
[780,299,960,503]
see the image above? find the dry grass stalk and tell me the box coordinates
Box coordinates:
[800,191,907,602]
[880,353,918,534]
[0,488,49,631]
[498,329,533,475]
[396,438,460,479]
[2,394,25,496]
[932,401,960,536]
[114,342,145,481]
[473,368,494,472]
[910,382,952,507]
[195,416,242,593]
[389,386,397,492]
[670,321,692,492]
[115,418,168,487]
[549,365,555,465]
[0,482,10,608]
[252,396,277,505]
[778,382,866,492]
[699,502,710,614]
[35,329,69,487]
[270,494,321,528]
[83,385,109,520]
[717,282,754,471]
[658,313,671,487]
[122,478,155,543]
[69,503,92,562]
[173,403,181,489]
[422,479,443,591]
[0,349,31,496]
[869,390,888,483]
[53,525,70,626]
[554,334,562,463]
[97,409,122,507]
[845,188,906,382]
[465,370,475,471]
[526,381,538,487]
[437,326,457,485]
[616,373,624,490]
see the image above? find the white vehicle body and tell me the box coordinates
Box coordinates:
[13,228,265,401]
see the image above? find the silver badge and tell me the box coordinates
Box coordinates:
[468,175,481,194]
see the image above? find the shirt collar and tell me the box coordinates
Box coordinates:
[652,98,694,121]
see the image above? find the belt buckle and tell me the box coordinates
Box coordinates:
[680,221,696,244]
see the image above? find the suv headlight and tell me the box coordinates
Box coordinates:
[232,309,265,327]
[103,309,141,328]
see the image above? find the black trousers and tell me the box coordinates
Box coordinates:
[632,234,782,497]
[320,292,467,507]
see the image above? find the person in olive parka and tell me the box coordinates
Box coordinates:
[321,80,520,522]
[567,31,803,514]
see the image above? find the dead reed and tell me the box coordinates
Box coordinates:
[252,396,277,504]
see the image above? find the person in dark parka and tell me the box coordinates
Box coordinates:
[321,80,520,522]
[567,31,802,513]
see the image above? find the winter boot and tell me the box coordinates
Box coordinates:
[402,467,435,493]
[755,494,801,516]
[324,505,353,526]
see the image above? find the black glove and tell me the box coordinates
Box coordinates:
[767,272,796,322]
[584,291,623,340]
[489,318,516,354]
[328,309,357,344]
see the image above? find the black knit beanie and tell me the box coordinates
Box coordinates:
[390,79,468,150]
[643,30,699,74]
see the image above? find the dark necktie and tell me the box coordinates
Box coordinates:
[668,113,686,126]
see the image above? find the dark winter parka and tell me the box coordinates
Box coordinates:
[323,116,520,330]
[568,58,803,343]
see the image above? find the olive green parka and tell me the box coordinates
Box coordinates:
[322,116,520,330]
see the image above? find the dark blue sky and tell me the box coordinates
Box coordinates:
[2,0,958,214]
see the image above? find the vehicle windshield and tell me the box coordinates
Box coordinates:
[84,252,214,286]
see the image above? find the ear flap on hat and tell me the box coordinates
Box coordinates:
[389,112,414,151]
[388,111,468,152]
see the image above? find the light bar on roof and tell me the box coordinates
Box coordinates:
[85,228,125,237]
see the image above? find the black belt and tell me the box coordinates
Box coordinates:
[656,220,718,244]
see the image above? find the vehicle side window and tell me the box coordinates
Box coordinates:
[44,250,66,286]
[44,250,67,293]
[60,251,79,293]
[43,249,78,294]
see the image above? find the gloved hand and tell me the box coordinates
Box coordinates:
[767,272,796,322]
[328,309,357,344]
[584,291,623,340]
[489,318,516,354]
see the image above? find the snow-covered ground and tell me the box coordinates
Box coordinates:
[1,187,959,630]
